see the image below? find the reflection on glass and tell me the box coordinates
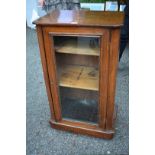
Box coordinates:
[53,36,100,124]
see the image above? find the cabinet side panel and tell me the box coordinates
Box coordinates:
[106,28,121,130]
[36,26,56,120]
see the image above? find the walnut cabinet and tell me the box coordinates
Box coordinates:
[34,10,124,139]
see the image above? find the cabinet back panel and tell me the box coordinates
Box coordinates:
[60,87,98,101]
[56,53,99,68]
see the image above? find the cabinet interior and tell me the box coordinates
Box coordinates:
[53,35,100,123]
[54,36,100,91]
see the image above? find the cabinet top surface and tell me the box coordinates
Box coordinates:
[33,10,124,27]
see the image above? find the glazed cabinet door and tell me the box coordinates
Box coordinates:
[42,26,109,128]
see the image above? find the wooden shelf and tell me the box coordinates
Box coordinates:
[58,65,99,91]
[55,38,100,56]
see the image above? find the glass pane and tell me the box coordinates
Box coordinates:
[53,35,100,124]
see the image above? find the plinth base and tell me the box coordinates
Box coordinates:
[50,119,114,139]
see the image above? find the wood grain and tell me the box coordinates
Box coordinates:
[58,65,99,91]
[98,31,109,129]
[106,28,121,130]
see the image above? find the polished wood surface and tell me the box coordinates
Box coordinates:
[50,119,114,139]
[106,29,121,130]
[98,31,110,129]
[36,26,56,120]
[43,27,62,122]
[35,11,123,139]
[33,10,124,27]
